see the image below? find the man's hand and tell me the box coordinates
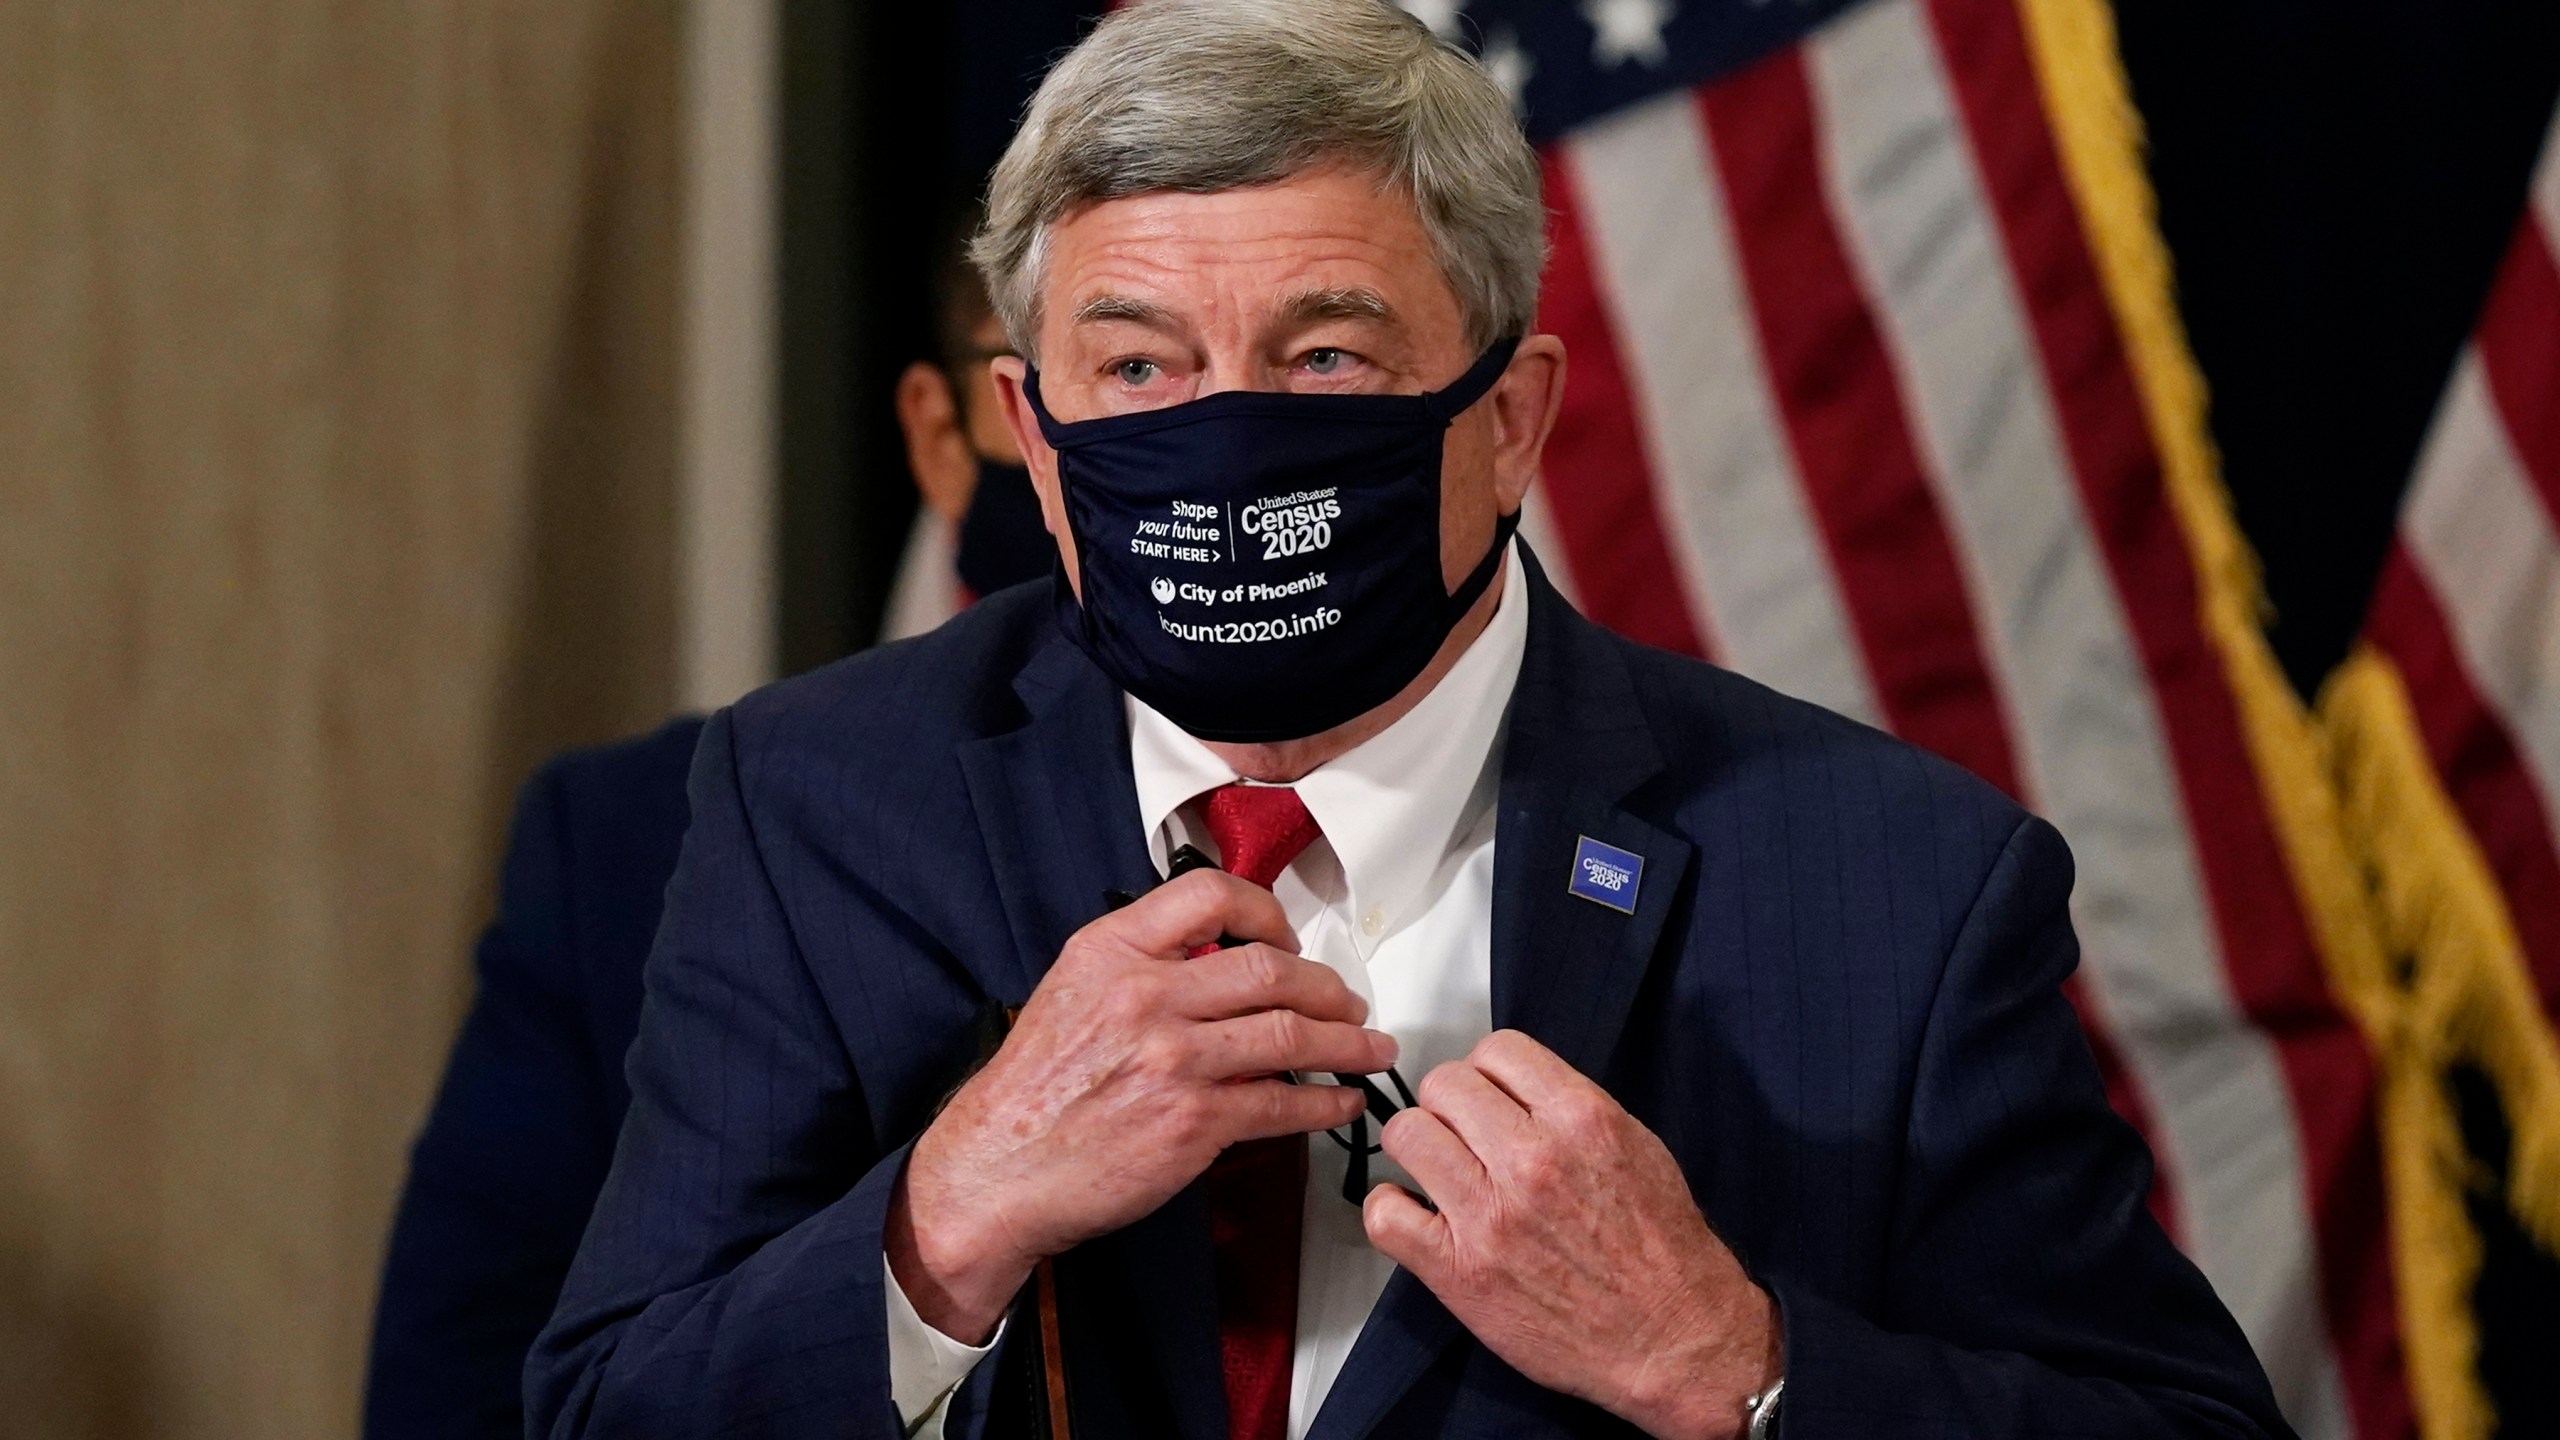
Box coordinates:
[1364,1031,1780,1440]
[888,869,1393,1342]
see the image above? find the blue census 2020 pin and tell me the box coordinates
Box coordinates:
[1568,835,1644,914]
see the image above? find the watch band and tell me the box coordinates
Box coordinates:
[1743,1376,1785,1440]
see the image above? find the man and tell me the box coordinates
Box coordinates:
[362,231,1044,1438]
[366,717,702,1440]
[886,211,1051,638]
[529,3,2295,1438]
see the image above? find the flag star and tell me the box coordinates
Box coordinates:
[1582,0,1676,69]
[1395,0,1466,38]
[1480,26,1535,114]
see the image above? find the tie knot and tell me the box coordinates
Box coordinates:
[1199,784,1321,891]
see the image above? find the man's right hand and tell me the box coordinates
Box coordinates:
[884,867,1391,1343]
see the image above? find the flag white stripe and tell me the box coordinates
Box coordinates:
[1563,96,1885,727]
[2404,347,2560,824]
[1807,4,2353,1429]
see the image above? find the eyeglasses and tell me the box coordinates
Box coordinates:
[1289,1065,1417,1204]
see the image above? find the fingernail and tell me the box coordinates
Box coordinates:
[1369,1030,1398,1065]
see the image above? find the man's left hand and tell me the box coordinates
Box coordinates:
[1363,1030,1781,1440]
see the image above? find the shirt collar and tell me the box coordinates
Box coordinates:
[1126,541,1528,941]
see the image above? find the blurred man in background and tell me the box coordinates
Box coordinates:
[361,218,1045,1440]
[363,712,703,1440]
[884,214,1048,639]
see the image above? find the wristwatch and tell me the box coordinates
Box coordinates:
[1742,1377,1785,1440]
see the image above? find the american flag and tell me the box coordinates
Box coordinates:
[2352,103,2560,1029]
[2324,102,2560,1440]
[1454,0,2405,1434]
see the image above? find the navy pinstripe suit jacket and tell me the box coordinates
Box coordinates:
[528,553,2293,1440]
[369,717,704,1440]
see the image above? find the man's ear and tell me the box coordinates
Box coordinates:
[987,355,1060,511]
[1489,334,1567,516]
[983,351,1054,481]
[895,362,976,522]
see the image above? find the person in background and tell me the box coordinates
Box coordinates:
[882,211,1049,640]
[360,218,1047,1440]
[363,716,703,1440]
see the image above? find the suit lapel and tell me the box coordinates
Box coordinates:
[1489,783,1692,1079]
[1309,556,1697,1440]
[957,642,1160,1002]
[958,641,1229,1440]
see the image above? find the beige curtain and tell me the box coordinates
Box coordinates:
[0,2,684,1435]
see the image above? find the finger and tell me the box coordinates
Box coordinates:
[1411,1058,1533,1156]
[1174,944,1369,1025]
[1218,1075,1368,1143]
[1112,868,1297,957]
[1467,1028,1597,1112]
[1378,1105,1488,1214]
[1190,1008,1397,1080]
[1361,1183,1450,1279]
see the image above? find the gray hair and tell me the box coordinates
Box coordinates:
[971,0,1546,359]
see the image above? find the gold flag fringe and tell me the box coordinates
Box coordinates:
[2324,646,2560,1390]
[2010,0,2560,1435]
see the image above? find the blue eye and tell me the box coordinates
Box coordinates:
[1113,358,1159,386]
[1305,348,1346,375]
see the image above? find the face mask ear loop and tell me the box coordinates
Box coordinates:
[1021,367,1076,449]
[1423,338,1527,618]
[1441,506,1521,617]
[1421,337,1525,617]
[1420,336,1524,425]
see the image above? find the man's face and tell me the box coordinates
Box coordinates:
[989,165,1563,599]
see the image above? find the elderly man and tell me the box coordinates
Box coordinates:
[528,4,2293,1438]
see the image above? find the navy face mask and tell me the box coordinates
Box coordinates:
[954,457,1054,598]
[1023,337,1520,744]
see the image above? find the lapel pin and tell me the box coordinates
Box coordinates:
[1568,835,1644,914]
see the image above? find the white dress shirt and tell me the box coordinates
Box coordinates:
[888,542,1529,1438]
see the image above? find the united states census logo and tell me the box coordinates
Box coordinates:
[1581,855,1633,892]
[1567,835,1645,914]
[1151,577,1177,604]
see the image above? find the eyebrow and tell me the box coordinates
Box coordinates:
[1068,294,1179,329]
[1278,286,1397,328]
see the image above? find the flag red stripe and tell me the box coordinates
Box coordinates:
[1922,0,2404,1431]
[1537,152,1715,660]
[1700,36,2177,1239]
[1697,53,2023,797]
[2476,215,2560,530]
[2367,549,2560,1017]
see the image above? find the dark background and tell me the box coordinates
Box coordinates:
[775,0,1094,667]
[779,1,2560,1427]
[2119,0,2560,698]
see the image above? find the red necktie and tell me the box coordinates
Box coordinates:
[1196,783,1322,1440]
